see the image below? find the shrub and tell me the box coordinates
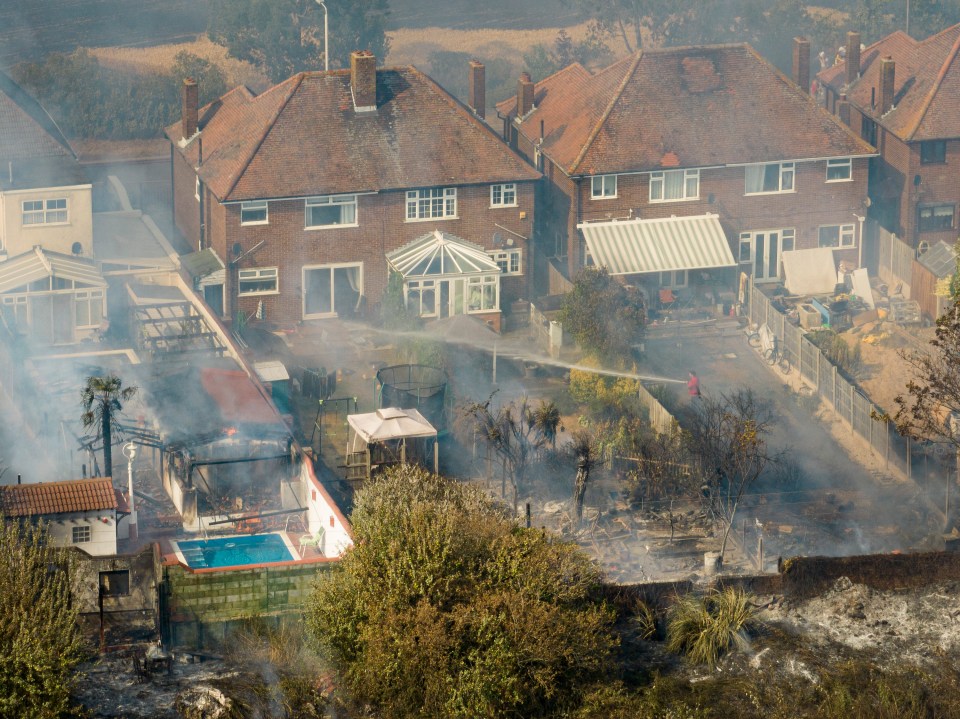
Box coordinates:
[666,588,756,666]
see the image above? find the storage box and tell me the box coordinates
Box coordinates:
[798,303,822,329]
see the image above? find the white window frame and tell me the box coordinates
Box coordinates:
[406,279,438,318]
[818,223,856,248]
[744,162,795,195]
[305,195,358,229]
[2,295,28,327]
[591,175,617,199]
[488,249,522,276]
[74,289,104,329]
[649,169,700,202]
[238,267,279,296]
[22,198,68,226]
[406,188,457,221]
[72,525,91,544]
[240,200,269,225]
[301,262,363,319]
[467,275,499,313]
[490,183,517,208]
[739,228,795,263]
[659,270,688,288]
[826,158,852,183]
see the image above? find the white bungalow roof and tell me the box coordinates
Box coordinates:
[386,230,500,279]
[348,407,437,443]
[0,246,106,294]
[577,213,735,275]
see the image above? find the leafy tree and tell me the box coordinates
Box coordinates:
[522,28,611,79]
[461,393,562,508]
[559,266,646,367]
[684,389,780,561]
[81,374,138,478]
[207,0,390,83]
[307,465,615,719]
[0,521,85,718]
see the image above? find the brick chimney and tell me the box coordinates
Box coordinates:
[517,72,535,118]
[846,31,861,87]
[792,37,810,93]
[350,50,377,112]
[468,60,486,119]
[181,78,198,140]
[879,56,896,114]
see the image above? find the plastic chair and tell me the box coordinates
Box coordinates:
[659,288,677,309]
[298,529,325,555]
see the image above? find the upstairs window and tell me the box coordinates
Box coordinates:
[818,224,855,248]
[826,158,852,182]
[861,117,877,147]
[490,183,517,207]
[590,174,617,199]
[488,249,522,275]
[920,140,946,165]
[650,169,699,202]
[745,162,794,194]
[918,204,954,232]
[240,200,268,225]
[406,188,457,221]
[238,267,278,295]
[306,195,357,228]
[22,198,67,225]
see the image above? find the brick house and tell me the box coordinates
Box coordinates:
[819,26,960,250]
[496,42,875,296]
[0,71,106,343]
[166,53,539,331]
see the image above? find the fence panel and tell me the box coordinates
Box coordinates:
[876,226,913,297]
[749,279,913,477]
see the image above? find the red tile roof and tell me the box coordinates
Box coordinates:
[0,478,118,517]
[167,67,540,203]
[819,24,960,142]
[498,44,874,176]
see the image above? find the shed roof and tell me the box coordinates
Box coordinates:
[0,478,117,517]
[918,241,957,278]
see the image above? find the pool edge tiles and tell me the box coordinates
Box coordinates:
[171,532,298,569]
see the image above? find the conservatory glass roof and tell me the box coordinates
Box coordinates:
[386,230,500,279]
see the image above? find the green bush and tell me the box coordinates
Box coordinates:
[807,329,862,378]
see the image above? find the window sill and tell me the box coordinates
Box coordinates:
[744,190,796,197]
[649,196,700,204]
[238,290,280,297]
[467,308,501,315]
[825,177,853,183]
[241,220,270,227]
[589,195,618,201]
[490,204,519,209]
[304,223,359,231]
[22,221,71,228]
[404,216,458,223]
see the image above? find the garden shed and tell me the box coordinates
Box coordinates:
[911,241,955,321]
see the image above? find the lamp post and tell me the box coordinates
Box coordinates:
[122,442,138,541]
[316,0,329,72]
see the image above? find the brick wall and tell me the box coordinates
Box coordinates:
[171,149,200,247]
[209,182,536,328]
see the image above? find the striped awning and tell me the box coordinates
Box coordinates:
[577,214,735,276]
[0,246,106,294]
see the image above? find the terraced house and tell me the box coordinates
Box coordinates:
[497,41,875,297]
[167,52,539,331]
[819,25,960,250]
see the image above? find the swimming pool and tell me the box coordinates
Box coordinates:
[173,533,297,569]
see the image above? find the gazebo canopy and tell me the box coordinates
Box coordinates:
[348,407,437,443]
[386,230,500,279]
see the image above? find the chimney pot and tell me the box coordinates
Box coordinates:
[517,73,535,118]
[181,78,199,140]
[879,56,896,114]
[468,60,486,119]
[846,31,861,87]
[792,37,811,94]
[350,50,377,111]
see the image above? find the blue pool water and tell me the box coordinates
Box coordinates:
[174,533,295,569]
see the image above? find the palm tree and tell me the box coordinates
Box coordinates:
[569,428,602,526]
[531,400,562,449]
[81,375,138,478]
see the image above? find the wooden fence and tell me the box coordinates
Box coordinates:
[877,225,914,298]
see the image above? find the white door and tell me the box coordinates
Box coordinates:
[753,231,782,282]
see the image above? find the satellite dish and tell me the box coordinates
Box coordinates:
[506,237,514,246]
[492,232,503,246]
[918,240,930,256]
[71,242,82,256]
